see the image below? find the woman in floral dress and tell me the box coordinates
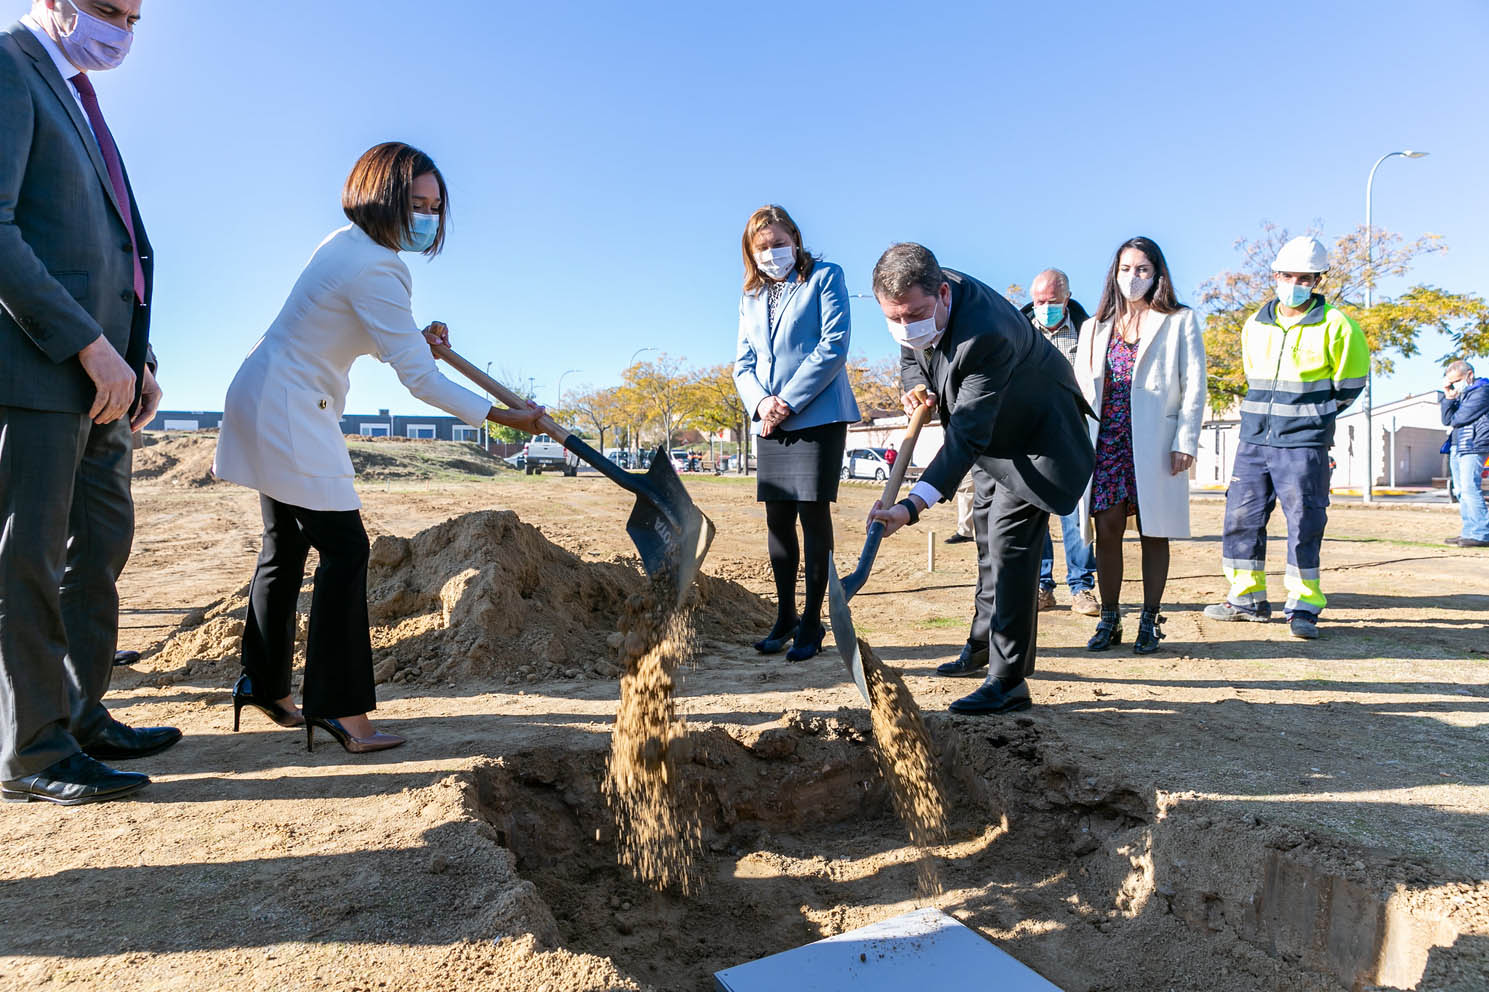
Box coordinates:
[1074,237,1207,654]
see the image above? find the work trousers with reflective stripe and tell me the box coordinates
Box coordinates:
[1220,442,1330,619]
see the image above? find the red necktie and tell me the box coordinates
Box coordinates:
[69,72,145,304]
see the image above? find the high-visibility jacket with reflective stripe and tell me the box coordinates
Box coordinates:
[1237,295,1370,448]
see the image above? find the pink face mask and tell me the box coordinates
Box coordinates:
[51,1,134,72]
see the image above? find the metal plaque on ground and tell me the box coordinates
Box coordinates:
[713,907,1063,991]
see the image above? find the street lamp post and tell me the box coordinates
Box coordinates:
[1362,149,1428,503]
[628,346,657,466]
[556,368,580,408]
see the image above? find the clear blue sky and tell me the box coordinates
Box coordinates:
[89,0,1488,415]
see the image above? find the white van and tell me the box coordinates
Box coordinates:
[842,447,893,481]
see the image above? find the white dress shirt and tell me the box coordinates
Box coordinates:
[19,14,97,142]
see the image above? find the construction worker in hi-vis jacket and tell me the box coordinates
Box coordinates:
[1203,236,1370,640]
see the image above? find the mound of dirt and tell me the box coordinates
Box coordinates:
[366,510,770,686]
[348,435,512,480]
[138,510,773,690]
[132,431,221,487]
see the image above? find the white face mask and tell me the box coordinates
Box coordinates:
[755,246,796,281]
[1117,271,1154,302]
[51,0,133,72]
[885,298,943,350]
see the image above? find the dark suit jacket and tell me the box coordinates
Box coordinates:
[901,269,1095,516]
[0,22,154,414]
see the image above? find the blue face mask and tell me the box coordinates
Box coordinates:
[1033,303,1065,329]
[401,212,440,253]
[1276,280,1312,309]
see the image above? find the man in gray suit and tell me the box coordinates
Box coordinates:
[0,0,179,806]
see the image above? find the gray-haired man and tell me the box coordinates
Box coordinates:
[1019,269,1098,617]
[1441,359,1489,547]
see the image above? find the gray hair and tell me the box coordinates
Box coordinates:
[1447,359,1475,379]
[1031,268,1070,297]
[872,243,944,300]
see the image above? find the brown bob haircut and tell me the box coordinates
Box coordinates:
[740,204,818,293]
[1095,235,1185,321]
[342,142,449,256]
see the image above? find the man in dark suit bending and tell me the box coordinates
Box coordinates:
[867,243,1094,715]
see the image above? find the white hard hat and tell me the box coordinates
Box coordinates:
[1271,236,1329,273]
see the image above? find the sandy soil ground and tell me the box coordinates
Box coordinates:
[2,437,1486,991]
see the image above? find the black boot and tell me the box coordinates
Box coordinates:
[1134,608,1166,654]
[1086,608,1122,651]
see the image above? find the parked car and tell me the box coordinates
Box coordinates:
[669,449,690,472]
[842,446,893,481]
[603,447,634,469]
[522,434,580,476]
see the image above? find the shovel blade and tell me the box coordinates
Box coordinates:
[827,559,871,703]
[625,445,716,607]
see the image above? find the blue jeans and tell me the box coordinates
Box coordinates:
[1452,451,1489,542]
[1040,507,1096,593]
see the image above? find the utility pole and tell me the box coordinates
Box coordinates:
[1362,149,1428,502]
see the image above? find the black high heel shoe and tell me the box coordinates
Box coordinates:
[305,716,406,754]
[785,622,826,662]
[754,615,800,654]
[231,675,304,731]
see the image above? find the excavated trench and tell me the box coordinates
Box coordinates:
[466,712,1472,992]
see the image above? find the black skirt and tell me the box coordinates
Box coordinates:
[755,421,848,503]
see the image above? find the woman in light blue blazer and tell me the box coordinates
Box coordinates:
[734,205,860,661]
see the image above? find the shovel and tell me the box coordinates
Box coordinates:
[828,385,934,702]
[840,385,934,599]
[434,344,715,607]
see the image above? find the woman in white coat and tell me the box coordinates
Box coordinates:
[213,142,543,753]
[1074,237,1206,654]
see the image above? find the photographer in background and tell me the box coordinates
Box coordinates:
[1440,360,1489,548]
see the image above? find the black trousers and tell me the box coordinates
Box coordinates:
[966,465,1049,688]
[240,495,374,719]
[0,408,132,779]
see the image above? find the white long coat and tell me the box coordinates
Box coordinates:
[213,225,491,512]
[1074,307,1206,539]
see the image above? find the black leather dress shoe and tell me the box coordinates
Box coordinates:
[2,752,149,805]
[79,719,182,761]
[948,680,1033,715]
[935,644,989,677]
[943,533,974,545]
[113,650,140,667]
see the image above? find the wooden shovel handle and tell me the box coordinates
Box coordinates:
[878,385,932,506]
[432,343,570,443]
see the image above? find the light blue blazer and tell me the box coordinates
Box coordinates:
[734,259,860,435]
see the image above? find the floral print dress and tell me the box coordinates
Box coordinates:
[1092,334,1139,515]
